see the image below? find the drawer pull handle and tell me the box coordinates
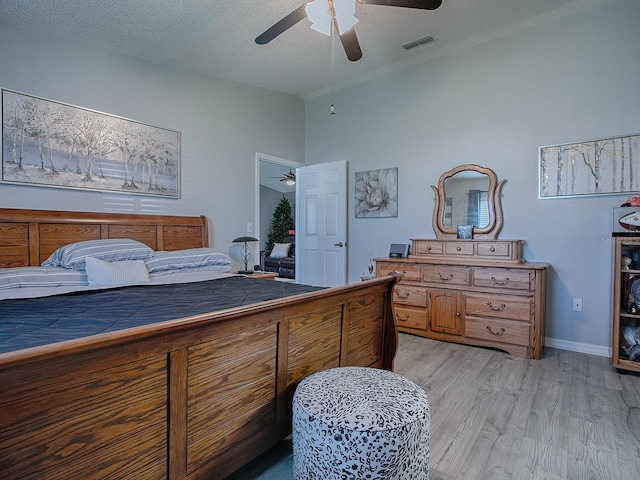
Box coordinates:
[487,302,506,311]
[437,273,454,281]
[491,276,510,285]
[490,247,496,252]
[395,291,410,299]
[396,314,410,321]
[486,326,506,336]
[456,246,462,251]
[427,246,432,251]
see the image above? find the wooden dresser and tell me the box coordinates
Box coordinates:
[376,238,548,359]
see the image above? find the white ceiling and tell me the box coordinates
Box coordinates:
[0,0,608,99]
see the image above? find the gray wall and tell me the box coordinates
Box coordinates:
[0,24,305,255]
[304,0,640,354]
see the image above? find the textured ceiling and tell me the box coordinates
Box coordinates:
[0,0,608,98]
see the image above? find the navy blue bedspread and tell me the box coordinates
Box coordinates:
[0,276,323,354]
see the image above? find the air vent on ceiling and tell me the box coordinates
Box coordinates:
[402,35,435,51]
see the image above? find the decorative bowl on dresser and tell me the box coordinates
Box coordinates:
[376,164,549,359]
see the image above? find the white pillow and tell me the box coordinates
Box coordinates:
[269,243,292,258]
[85,257,150,286]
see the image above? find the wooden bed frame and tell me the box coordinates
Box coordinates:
[0,208,399,480]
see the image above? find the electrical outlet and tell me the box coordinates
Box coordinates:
[247,223,253,233]
[573,298,582,312]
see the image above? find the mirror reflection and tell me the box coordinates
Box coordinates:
[442,172,490,229]
[431,164,504,240]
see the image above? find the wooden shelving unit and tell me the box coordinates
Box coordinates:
[612,236,640,373]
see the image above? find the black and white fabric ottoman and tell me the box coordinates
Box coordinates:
[292,366,430,479]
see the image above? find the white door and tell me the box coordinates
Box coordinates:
[296,160,347,287]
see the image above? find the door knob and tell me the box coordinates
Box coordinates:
[334,242,344,247]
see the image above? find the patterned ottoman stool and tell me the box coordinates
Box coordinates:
[292,366,430,479]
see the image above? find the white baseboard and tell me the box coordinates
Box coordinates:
[545,337,610,358]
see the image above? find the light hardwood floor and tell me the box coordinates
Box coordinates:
[228,333,640,479]
[398,334,640,480]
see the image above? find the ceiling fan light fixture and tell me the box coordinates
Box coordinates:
[256,0,442,61]
[306,0,331,35]
[285,178,296,186]
[334,0,358,34]
[306,0,358,36]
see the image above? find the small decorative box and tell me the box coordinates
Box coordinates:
[613,207,640,234]
[457,225,473,239]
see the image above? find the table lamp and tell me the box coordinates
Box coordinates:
[232,236,259,274]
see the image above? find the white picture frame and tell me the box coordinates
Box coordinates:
[539,133,640,199]
[2,89,181,198]
[355,167,398,218]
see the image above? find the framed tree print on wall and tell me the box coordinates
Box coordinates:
[2,89,180,198]
[539,133,640,199]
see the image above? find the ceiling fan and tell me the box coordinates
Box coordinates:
[255,0,443,62]
[271,168,296,186]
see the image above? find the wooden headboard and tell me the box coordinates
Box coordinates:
[0,208,209,268]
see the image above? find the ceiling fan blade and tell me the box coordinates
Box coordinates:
[360,0,443,10]
[255,4,308,45]
[270,169,296,181]
[339,28,363,62]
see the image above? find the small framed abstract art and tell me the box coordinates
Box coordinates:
[457,225,473,239]
[355,167,398,218]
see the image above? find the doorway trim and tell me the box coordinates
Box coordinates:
[255,152,303,263]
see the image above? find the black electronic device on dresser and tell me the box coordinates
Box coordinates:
[389,243,410,258]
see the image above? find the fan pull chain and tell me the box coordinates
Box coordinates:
[330,17,336,115]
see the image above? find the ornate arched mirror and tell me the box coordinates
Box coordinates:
[431,164,506,239]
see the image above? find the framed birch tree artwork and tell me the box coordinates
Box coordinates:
[2,89,180,198]
[539,133,640,199]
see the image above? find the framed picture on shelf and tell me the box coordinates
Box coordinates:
[457,225,473,239]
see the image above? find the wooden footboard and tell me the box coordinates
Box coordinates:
[0,275,398,479]
[0,208,399,478]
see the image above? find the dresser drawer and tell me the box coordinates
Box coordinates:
[376,261,421,281]
[423,265,471,286]
[465,294,533,322]
[393,285,428,307]
[465,317,530,346]
[444,241,474,256]
[394,306,427,330]
[412,240,443,256]
[476,241,510,257]
[472,268,533,291]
